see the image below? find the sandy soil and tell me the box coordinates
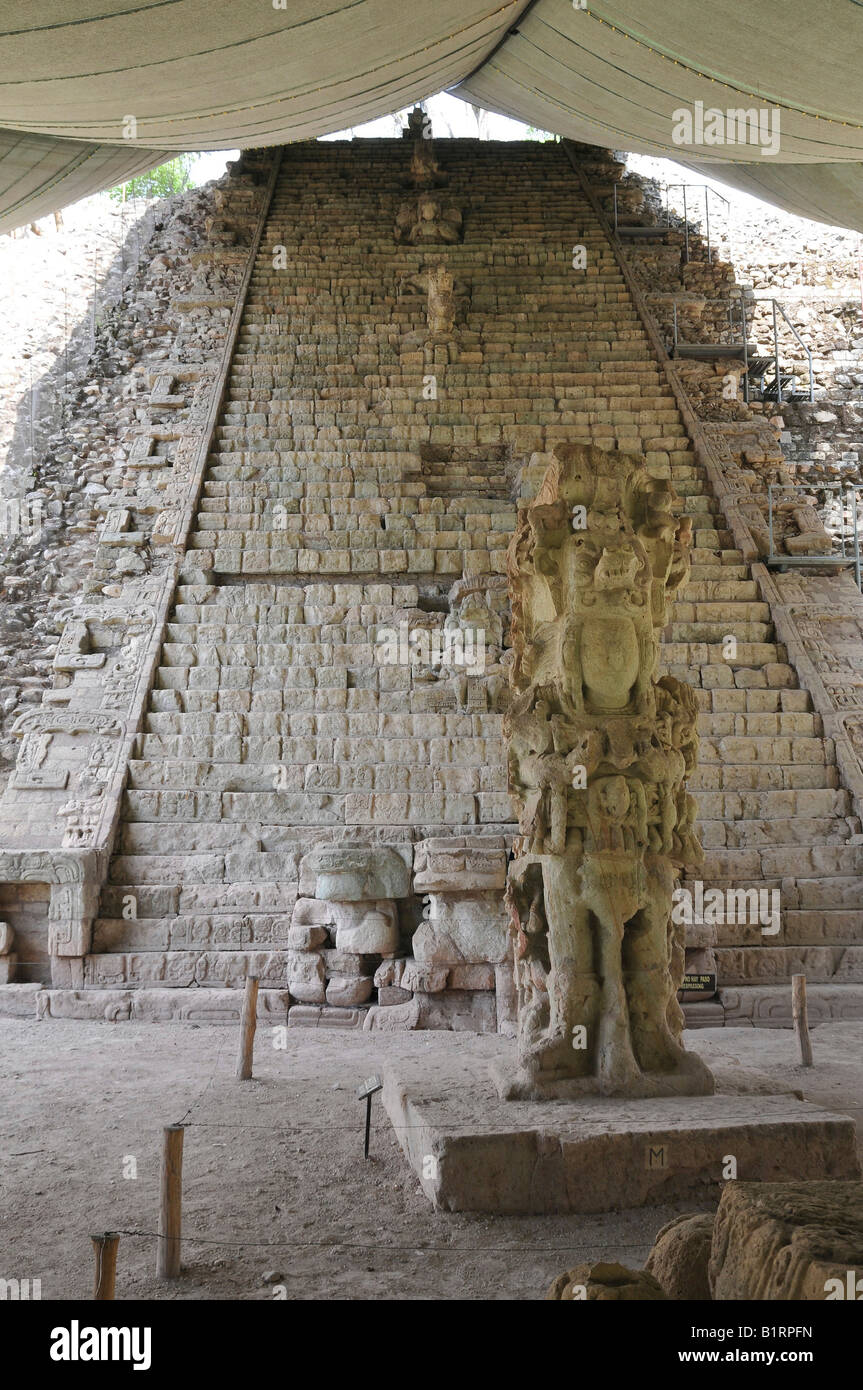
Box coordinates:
[1,1019,860,1301]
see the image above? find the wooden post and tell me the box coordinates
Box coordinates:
[157,1125,184,1278]
[792,973,813,1068]
[91,1232,119,1299]
[236,974,259,1081]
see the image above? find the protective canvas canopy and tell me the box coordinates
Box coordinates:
[1,0,862,231]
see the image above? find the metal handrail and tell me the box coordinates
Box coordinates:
[613,180,731,265]
[668,288,812,405]
[769,299,815,403]
[664,183,731,263]
[667,287,744,397]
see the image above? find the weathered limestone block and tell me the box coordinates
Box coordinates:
[132,987,289,1024]
[0,983,41,1016]
[400,960,449,994]
[709,1181,863,1300]
[448,963,495,990]
[413,989,497,1032]
[547,1262,667,1301]
[195,952,289,989]
[378,984,412,1006]
[83,950,290,990]
[291,897,335,929]
[288,924,329,950]
[504,442,713,1099]
[495,961,518,1037]
[288,1004,368,1029]
[364,983,496,1032]
[783,501,834,556]
[719,983,863,1025]
[331,900,399,954]
[35,986,290,1024]
[322,949,379,978]
[645,1212,714,1300]
[412,891,510,965]
[363,996,422,1032]
[326,975,374,1007]
[287,949,325,1004]
[38,988,133,1021]
[375,957,447,994]
[413,835,508,892]
[374,958,402,989]
[300,846,411,900]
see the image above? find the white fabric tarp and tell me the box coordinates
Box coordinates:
[0,129,168,233]
[1,0,863,230]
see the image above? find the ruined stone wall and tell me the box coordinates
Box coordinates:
[0,182,237,790]
[0,149,277,991]
[614,158,863,549]
[624,161,863,400]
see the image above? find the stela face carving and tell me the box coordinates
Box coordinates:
[502,442,714,1099]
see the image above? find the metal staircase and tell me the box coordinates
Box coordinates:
[668,291,814,403]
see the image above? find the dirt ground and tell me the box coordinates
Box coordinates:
[1,1018,861,1301]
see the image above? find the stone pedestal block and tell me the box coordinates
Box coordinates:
[382,1035,860,1214]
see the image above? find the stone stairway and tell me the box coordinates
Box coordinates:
[84,138,863,1025]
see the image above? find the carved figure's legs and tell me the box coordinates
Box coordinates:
[623,857,713,1093]
[580,853,642,1092]
[516,854,598,1080]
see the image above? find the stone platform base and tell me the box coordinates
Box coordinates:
[716,984,863,1026]
[0,984,372,1026]
[382,1036,860,1214]
[684,984,863,1028]
[2,981,863,1033]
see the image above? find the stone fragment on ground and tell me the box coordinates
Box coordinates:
[709,1179,863,1300]
[645,1211,714,1300]
[547,1261,667,1300]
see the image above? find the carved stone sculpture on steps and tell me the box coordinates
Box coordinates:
[399,266,470,340]
[427,263,456,335]
[403,107,444,188]
[502,441,714,1099]
[394,196,463,245]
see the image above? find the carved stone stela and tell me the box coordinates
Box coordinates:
[503,442,715,1099]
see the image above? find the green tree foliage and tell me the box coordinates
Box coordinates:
[109,154,194,202]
